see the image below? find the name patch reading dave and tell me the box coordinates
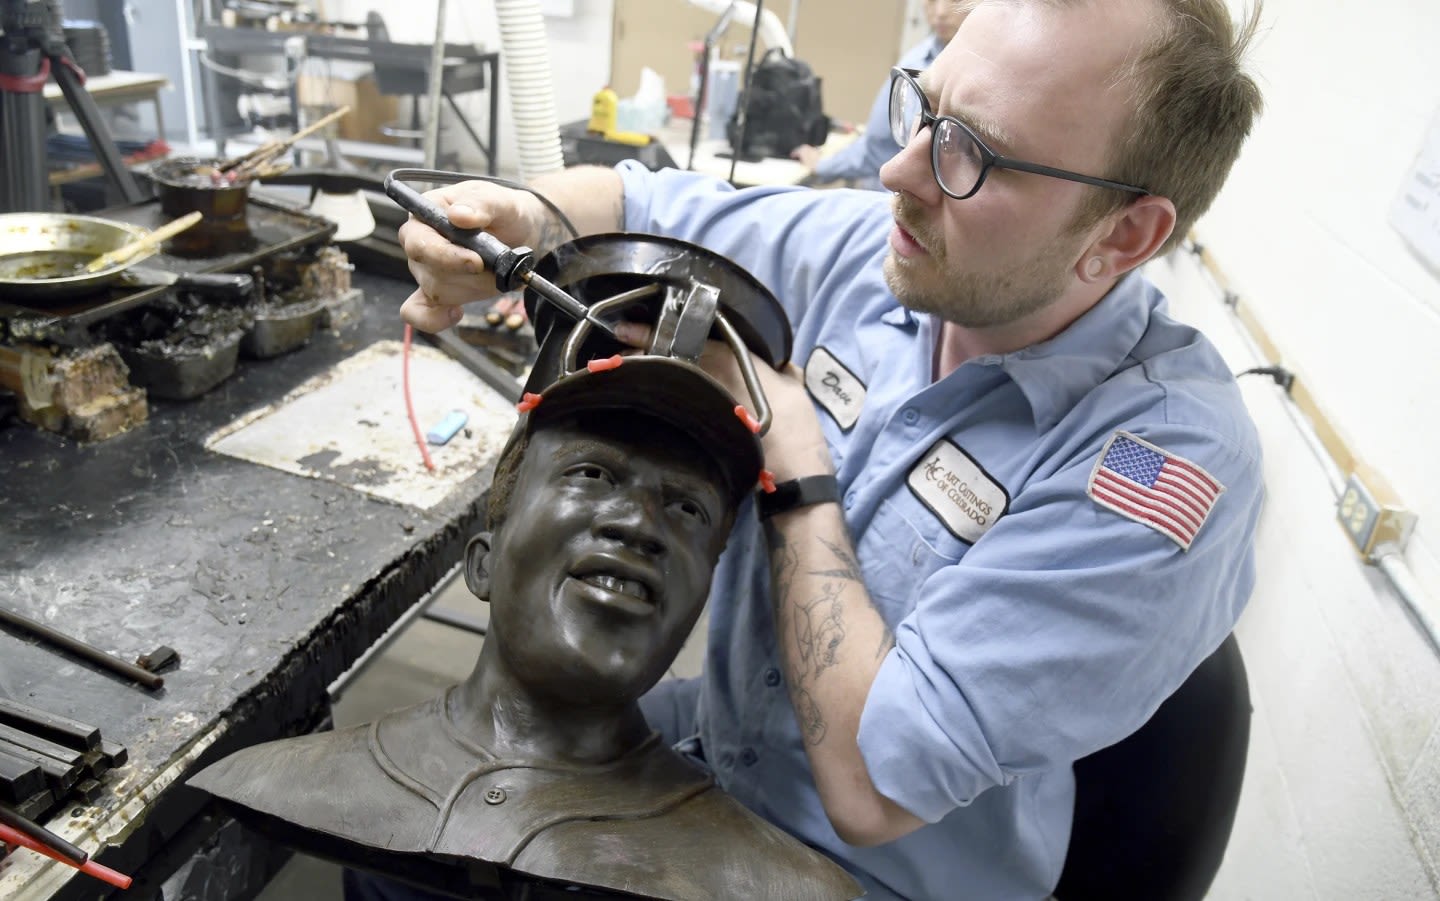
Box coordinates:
[804,347,865,430]
[907,440,1009,544]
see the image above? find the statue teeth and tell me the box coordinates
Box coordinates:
[582,573,649,601]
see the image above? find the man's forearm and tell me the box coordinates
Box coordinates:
[766,503,925,847]
[526,165,626,253]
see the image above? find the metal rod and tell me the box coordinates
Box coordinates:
[421,0,449,168]
[0,606,163,690]
[728,0,767,186]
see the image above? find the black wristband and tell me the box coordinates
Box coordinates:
[757,475,841,520]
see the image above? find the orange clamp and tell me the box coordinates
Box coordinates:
[586,355,624,373]
[758,469,777,494]
[733,405,762,435]
[516,392,543,413]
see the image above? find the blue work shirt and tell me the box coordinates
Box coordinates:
[814,36,942,190]
[619,161,1264,900]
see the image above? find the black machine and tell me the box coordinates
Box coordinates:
[0,0,141,212]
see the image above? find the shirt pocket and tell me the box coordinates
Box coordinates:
[855,495,969,626]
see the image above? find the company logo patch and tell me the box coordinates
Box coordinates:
[804,347,865,430]
[907,440,1009,544]
[1087,431,1225,551]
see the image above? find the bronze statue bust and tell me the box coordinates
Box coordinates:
[190,356,861,901]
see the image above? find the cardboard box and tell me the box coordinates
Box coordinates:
[297,63,400,145]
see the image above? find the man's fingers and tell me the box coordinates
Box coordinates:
[612,321,652,349]
[400,288,465,334]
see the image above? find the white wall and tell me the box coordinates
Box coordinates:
[1153,1,1440,896]
[324,0,613,175]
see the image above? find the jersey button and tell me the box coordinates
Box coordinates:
[764,667,782,687]
[740,748,759,766]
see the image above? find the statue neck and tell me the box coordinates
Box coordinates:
[447,643,653,766]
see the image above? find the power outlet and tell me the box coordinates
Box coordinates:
[1337,472,1417,560]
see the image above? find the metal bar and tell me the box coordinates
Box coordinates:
[0,738,80,791]
[0,698,100,751]
[0,746,45,803]
[423,328,522,404]
[0,724,84,768]
[0,607,164,690]
[419,605,487,637]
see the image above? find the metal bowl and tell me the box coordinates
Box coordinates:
[0,213,153,300]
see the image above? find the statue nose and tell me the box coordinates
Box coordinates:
[594,491,666,557]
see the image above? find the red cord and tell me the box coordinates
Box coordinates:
[402,324,437,471]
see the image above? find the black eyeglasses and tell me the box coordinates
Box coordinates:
[888,67,1149,200]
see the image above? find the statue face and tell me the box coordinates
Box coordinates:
[484,416,735,706]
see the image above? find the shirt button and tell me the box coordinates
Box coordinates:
[843,491,856,510]
[902,407,920,425]
[764,667,782,687]
[740,748,758,766]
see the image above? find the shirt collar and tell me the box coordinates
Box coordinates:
[997,271,1155,430]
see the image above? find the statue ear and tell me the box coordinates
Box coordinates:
[463,532,493,603]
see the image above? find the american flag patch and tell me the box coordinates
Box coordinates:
[1087,432,1224,551]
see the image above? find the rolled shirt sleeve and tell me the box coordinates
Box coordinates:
[858,419,1262,822]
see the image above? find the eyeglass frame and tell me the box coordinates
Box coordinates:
[888,67,1150,200]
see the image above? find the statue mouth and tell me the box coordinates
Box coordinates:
[569,554,662,617]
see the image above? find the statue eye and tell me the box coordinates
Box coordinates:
[669,497,711,526]
[565,463,615,485]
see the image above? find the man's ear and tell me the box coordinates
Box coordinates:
[1079,194,1177,282]
[464,532,493,602]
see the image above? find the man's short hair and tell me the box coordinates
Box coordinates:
[1074,0,1265,253]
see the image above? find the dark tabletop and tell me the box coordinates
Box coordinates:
[0,271,504,898]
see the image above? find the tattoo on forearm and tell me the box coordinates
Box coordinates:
[767,528,878,747]
[796,582,845,674]
[791,687,827,745]
[813,536,863,583]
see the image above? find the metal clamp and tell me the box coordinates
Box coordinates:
[559,283,773,437]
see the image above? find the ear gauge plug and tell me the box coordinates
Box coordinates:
[1086,257,1104,278]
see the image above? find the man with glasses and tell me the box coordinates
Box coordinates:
[791,0,965,189]
[399,1,1266,897]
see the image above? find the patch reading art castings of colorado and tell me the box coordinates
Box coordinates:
[907,440,1009,544]
[804,347,865,430]
[1086,431,1224,551]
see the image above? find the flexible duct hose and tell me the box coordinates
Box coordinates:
[494,0,565,179]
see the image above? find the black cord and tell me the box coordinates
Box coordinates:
[1236,365,1294,393]
[388,168,581,241]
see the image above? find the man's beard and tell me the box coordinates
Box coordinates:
[883,195,1081,329]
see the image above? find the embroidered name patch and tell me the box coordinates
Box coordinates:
[1087,431,1224,551]
[804,347,865,430]
[907,440,1009,544]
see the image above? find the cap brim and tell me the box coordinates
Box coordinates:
[526,356,762,503]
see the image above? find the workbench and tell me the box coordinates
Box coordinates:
[0,272,508,899]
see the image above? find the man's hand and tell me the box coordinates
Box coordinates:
[397,181,543,333]
[791,144,823,172]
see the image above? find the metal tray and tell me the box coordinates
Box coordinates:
[0,195,336,333]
